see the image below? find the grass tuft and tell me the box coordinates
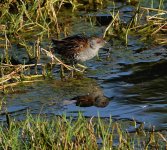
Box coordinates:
[0,113,166,149]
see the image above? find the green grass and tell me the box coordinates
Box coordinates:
[0,113,166,149]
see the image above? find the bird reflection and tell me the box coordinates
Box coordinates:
[71,93,109,108]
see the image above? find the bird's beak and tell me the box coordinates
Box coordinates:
[104,40,107,44]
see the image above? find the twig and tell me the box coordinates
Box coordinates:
[0,63,43,68]
[151,22,167,35]
[41,48,83,72]
[0,79,44,90]
[0,66,23,84]
[157,132,167,143]
[141,7,167,13]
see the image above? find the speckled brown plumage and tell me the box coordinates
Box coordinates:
[52,34,106,64]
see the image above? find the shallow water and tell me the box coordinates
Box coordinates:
[1,43,167,130]
[0,1,167,130]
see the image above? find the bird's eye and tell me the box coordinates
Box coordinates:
[96,38,102,43]
[80,45,83,48]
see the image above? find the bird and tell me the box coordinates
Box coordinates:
[71,94,109,107]
[52,34,106,66]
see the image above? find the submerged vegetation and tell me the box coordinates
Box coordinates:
[0,113,166,149]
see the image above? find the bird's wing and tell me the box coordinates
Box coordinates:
[52,35,89,55]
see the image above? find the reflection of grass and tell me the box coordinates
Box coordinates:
[50,77,99,99]
[0,112,166,149]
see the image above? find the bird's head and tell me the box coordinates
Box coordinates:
[89,37,106,49]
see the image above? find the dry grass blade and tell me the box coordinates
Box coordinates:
[0,63,43,90]
[0,79,43,90]
[41,48,83,72]
[0,63,43,68]
[151,22,167,35]
[157,132,167,143]
[103,11,120,38]
[0,66,23,85]
[141,7,167,13]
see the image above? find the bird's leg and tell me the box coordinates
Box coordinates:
[71,60,77,77]
[96,53,102,61]
[69,64,74,78]
[60,64,65,79]
[67,60,76,78]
